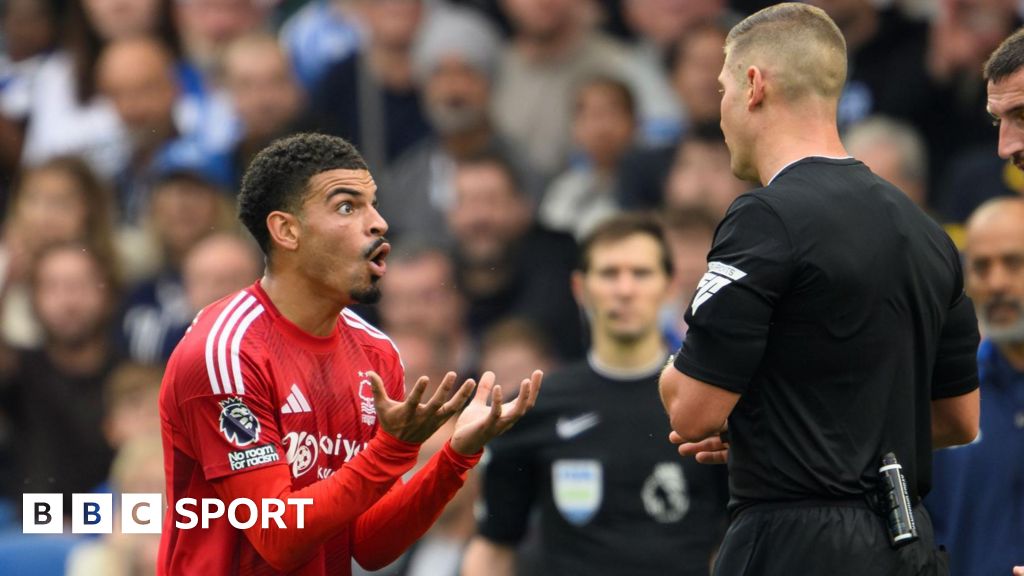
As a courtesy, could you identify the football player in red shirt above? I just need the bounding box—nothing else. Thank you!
[158,133,543,575]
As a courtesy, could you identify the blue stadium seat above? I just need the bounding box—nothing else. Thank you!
[0,532,84,576]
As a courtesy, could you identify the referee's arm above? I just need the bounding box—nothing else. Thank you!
[659,367,739,445]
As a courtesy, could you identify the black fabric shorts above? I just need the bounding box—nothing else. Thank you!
[713,503,948,576]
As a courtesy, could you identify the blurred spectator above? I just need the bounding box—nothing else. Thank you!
[936,144,1023,223]
[222,34,305,189]
[478,317,555,393]
[616,23,730,209]
[309,0,431,171]
[0,156,117,348]
[382,4,535,243]
[65,434,164,576]
[101,362,163,449]
[844,115,930,210]
[0,242,121,513]
[463,214,728,576]
[662,124,750,222]
[379,243,476,376]
[3,0,185,179]
[182,232,263,313]
[279,0,363,89]
[97,37,233,223]
[118,171,234,364]
[661,207,717,349]
[492,0,639,179]
[176,0,274,79]
[927,197,1024,576]
[539,75,636,240]
[0,0,59,174]
[449,153,584,360]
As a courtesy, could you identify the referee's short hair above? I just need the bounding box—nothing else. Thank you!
[577,213,674,277]
[985,27,1024,83]
[239,133,368,255]
[725,2,847,102]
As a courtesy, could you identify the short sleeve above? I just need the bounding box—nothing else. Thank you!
[674,195,794,393]
[475,423,538,544]
[931,290,980,400]
[175,348,287,481]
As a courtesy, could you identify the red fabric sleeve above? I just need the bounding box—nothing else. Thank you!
[351,441,482,570]
[212,430,420,572]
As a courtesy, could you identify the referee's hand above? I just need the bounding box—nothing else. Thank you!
[670,429,729,465]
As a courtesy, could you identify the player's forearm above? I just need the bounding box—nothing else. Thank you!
[214,431,420,571]
[351,441,481,570]
[461,537,517,576]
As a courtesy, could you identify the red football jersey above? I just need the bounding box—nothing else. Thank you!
[158,281,408,574]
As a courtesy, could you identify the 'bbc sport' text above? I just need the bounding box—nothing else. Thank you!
[22,493,314,533]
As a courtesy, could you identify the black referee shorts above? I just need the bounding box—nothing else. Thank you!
[713,503,948,576]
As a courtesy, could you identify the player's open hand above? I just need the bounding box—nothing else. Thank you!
[670,429,729,465]
[450,370,543,456]
[366,371,476,445]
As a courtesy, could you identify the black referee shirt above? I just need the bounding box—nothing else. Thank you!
[478,359,729,576]
[673,157,979,512]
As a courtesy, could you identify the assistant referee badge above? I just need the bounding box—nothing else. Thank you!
[219,396,261,447]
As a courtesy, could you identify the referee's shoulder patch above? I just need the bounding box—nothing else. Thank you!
[691,262,747,314]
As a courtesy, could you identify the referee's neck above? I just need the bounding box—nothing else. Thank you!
[590,332,667,378]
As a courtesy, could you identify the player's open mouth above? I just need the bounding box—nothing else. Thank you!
[368,242,390,277]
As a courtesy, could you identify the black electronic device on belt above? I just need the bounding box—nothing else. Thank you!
[878,452,918,549]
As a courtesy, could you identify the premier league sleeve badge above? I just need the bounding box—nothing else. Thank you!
[219,397,262,447]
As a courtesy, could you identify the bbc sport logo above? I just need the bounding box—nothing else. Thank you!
[22,494,313,533]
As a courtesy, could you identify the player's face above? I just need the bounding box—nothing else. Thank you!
[718,57,757,182]
[579,234,670,343]
[987,68,1024,171]
[965,206,1024,343]
[297,169,389,305]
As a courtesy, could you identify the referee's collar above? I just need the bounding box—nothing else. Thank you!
[587,350,668,381]
[766,155,854,186]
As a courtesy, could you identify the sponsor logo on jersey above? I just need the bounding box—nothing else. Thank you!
[357,371,376,426]
[282,430,368,478]
[219,397,260,447]
[228,443,280,472]
[641,462,689,523]
[552,460,602,526]
[691,261,747,315]
[555,412,600,440]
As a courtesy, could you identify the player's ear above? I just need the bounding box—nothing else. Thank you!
[266,211,301,252]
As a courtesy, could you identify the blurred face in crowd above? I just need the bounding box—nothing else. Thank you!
[13,167,90,252]
[33,249,111,347]
[149,178,224,262]
[848,139,926,207]
[379,251,463,340]
[575,233,670,344]
[965,200,1024,343]
[3,0,56,62]
[358,0,423,49]
[224,37,303,140]
[805,0,873,33]
[573,81,635,170]
[988,68,1024,170]
[674,27,727,126]
[98,39,178,146]
[178,0,268,46]
[390,331,445,390]
[665,138,749,220]
[84,0,162,41]
[623,0,723,46]
[424,56,490,136]
[449,162,532,263]
[183,235,263,312]
[501,0,579,42]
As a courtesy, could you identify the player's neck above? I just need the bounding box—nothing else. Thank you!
[260,274,343,338]
[754,112,848,186]
[590,330,667,377]
[999,342,1024,372]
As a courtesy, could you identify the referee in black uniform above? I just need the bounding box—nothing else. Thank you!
[658,4,981,575]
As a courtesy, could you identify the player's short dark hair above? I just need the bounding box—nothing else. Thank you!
[239,133,368,254]
[577,213,674,276]
[985,27,1024,83]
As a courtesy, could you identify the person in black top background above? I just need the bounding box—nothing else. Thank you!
[658,4,980,576]
[463,214,729,576]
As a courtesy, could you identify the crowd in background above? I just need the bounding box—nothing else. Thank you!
[0,0,1020,574]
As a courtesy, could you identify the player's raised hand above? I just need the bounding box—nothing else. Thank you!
[450,370,543,455]
[670,429,729,464]
[366,370,476,444]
